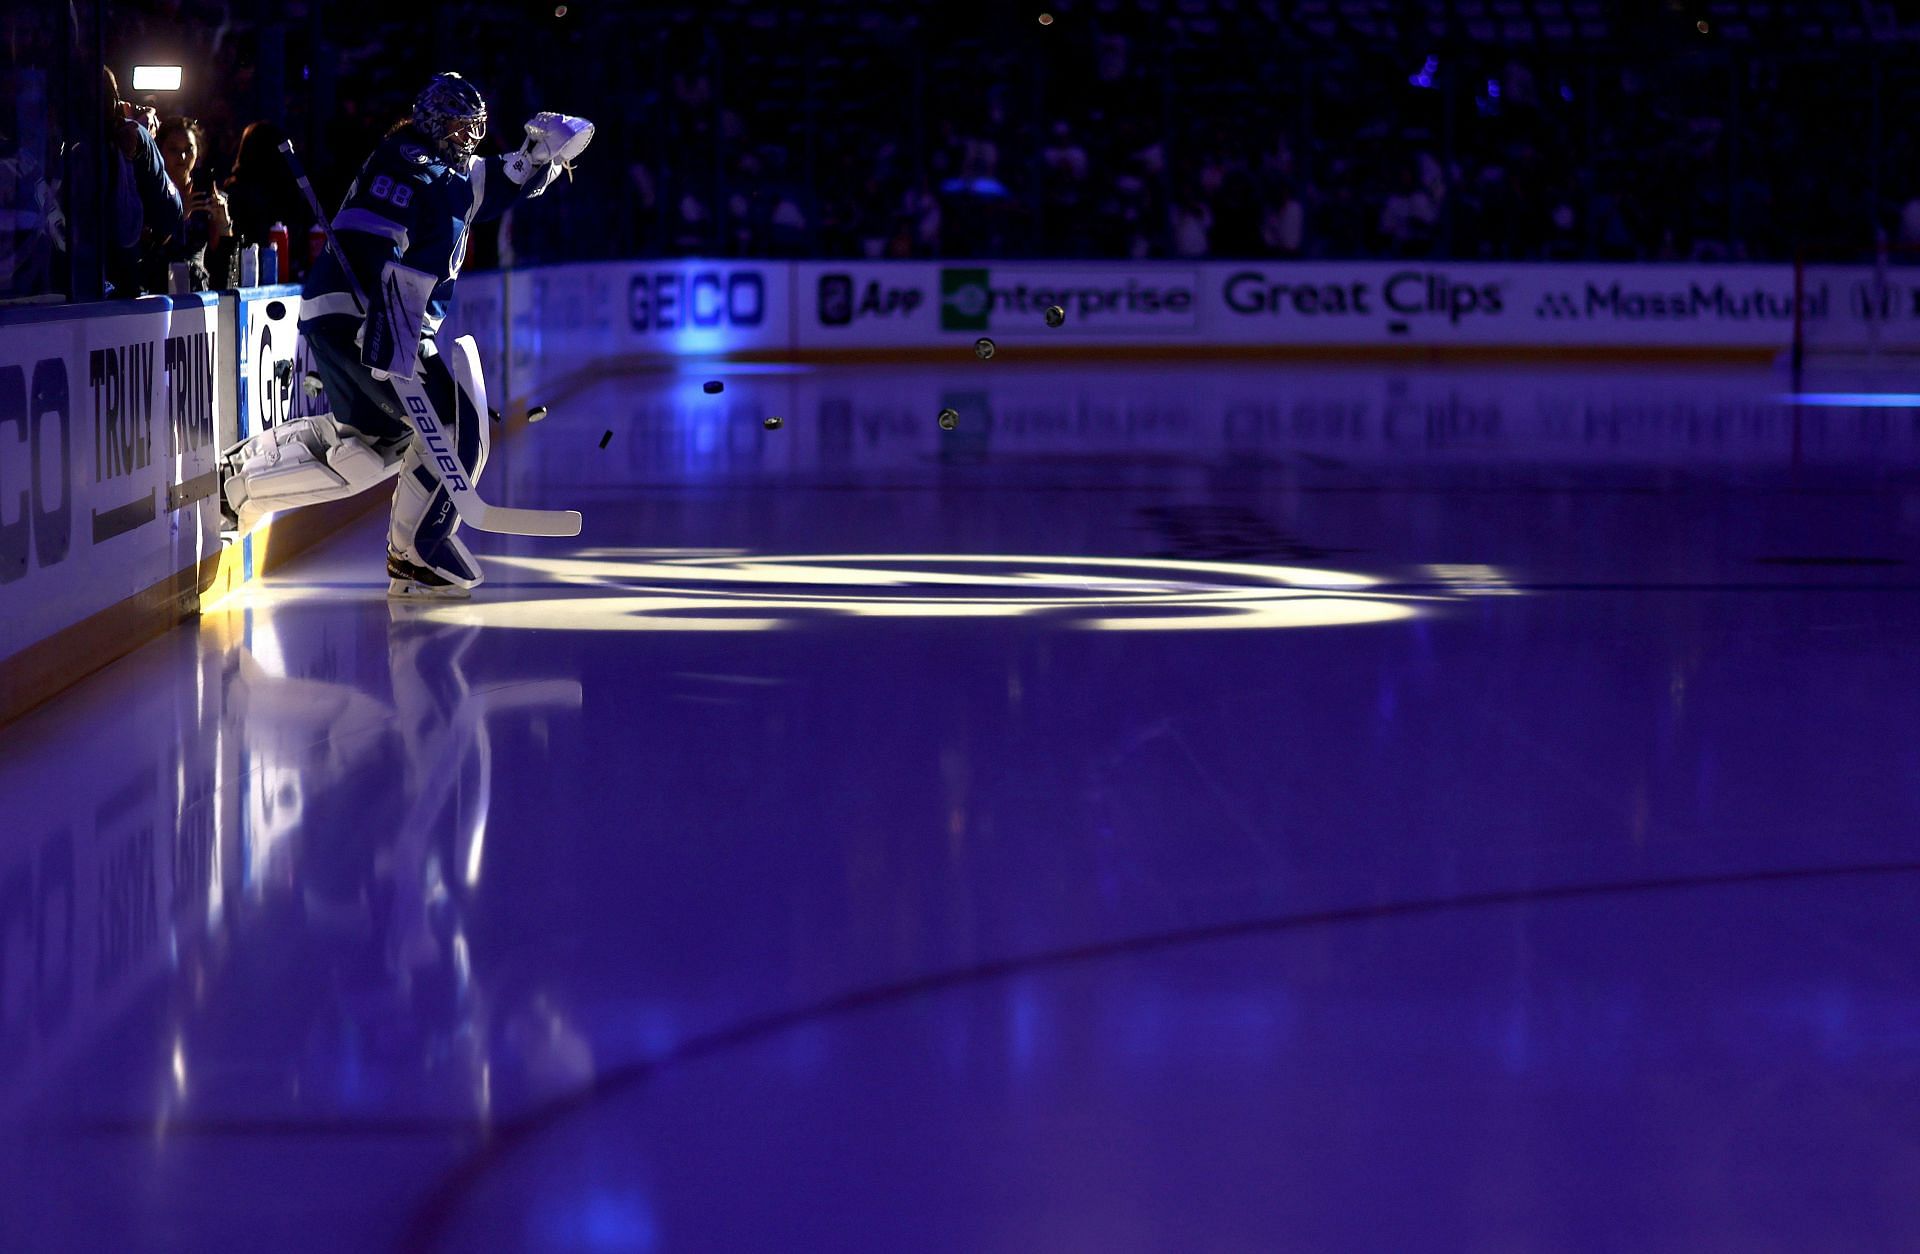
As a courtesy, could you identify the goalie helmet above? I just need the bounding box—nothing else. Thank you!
[412,72,488,162]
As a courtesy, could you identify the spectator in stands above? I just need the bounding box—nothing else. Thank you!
[223,120,303,257]
[1041,122,1091,255]
[156,117,234,290]
[0,108,63,300]
[38,0,1920,280]
[1261,180,1305,258]
[672,189,710,253]
[94,67,182,297]
[1897,195,1920,252]
[1379,167,1438,257]
[1211,168,1263,257]
[1170,185,1212,258]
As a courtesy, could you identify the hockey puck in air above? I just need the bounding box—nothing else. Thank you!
[528,405,550,423]
[1044,304,1066,328]
[938,407,959,431]
[598,430,612,449]
[703,380,724,394]
[764,416,783,430]
[974,337,996,360]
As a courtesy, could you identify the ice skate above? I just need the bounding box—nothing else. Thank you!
[387,549,473,599]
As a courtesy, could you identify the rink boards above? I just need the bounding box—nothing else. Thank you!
[0,256,1902,724]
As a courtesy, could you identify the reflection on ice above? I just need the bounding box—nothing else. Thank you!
[0,608,584,1131]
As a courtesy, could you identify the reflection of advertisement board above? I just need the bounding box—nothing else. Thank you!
[0,295,225,668]
[0,662,233,1126]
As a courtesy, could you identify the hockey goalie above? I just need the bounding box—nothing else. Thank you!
[222,72,593,597]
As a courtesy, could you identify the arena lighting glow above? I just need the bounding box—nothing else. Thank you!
[1780,392,1920,407]
[131,65,183,92]
[397,552,1460,634]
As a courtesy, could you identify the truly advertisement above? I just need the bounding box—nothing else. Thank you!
[0,297,224,668]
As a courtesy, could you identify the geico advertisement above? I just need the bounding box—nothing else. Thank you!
[0,299,223,662]
[508,263,789,393]
[238,289,328,440]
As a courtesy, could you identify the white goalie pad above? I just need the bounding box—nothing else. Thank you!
[223,416,403,533]
[362,261,438,381]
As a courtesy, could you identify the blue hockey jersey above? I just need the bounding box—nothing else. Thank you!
[301,125,545,346]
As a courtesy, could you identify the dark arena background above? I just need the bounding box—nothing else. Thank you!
[5,3,1920,1251]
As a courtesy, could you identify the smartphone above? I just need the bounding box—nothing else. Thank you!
[191,167,215,195]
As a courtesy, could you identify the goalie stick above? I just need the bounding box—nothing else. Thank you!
[277,139,581,538]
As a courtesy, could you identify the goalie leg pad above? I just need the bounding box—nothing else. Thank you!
[222,416,401,534]
[389,349,485,589]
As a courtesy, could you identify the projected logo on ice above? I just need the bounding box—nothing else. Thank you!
[407,552,1493,634]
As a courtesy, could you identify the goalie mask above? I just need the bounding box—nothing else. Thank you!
[412,72,488,162]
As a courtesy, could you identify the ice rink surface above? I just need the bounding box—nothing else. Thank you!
[4,358,1920,1251]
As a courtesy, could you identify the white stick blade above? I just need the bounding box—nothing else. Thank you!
[469,505,582,537]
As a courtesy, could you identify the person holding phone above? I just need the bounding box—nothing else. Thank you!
[81,67,182,296]
[156,116,234,289]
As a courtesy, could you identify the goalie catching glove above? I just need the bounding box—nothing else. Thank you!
[503,112,595,193]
